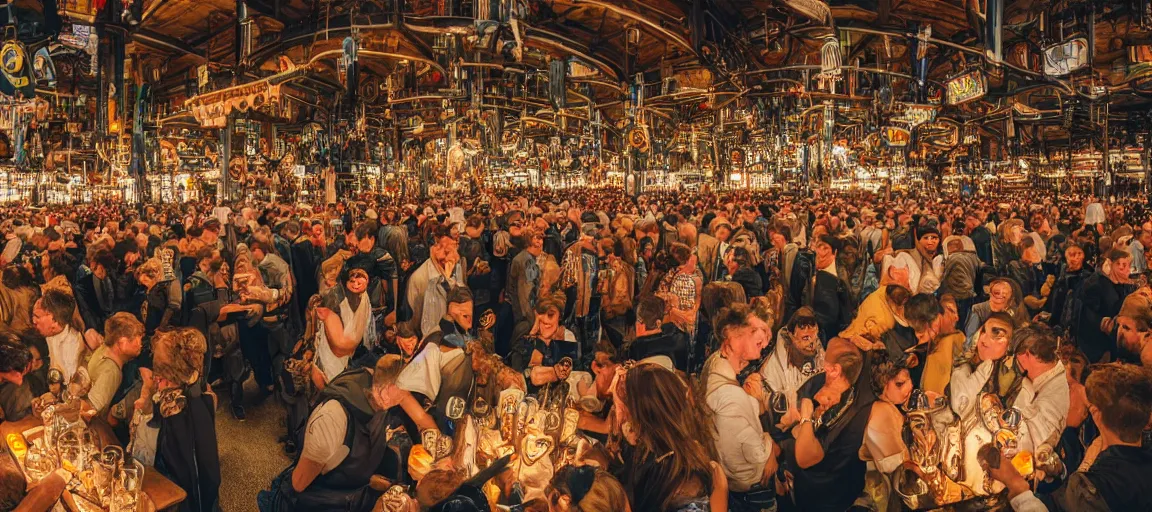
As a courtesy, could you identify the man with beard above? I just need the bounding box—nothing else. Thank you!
[626,294,689,371]
[702,302,778,512]
[1046,243,1092,329]
[761,307,825,425]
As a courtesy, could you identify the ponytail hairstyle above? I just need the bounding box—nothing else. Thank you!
[152,327,208,385]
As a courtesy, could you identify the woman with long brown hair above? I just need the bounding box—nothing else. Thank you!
[618,363,726,512]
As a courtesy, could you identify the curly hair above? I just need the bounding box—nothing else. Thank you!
[869,350,908,396]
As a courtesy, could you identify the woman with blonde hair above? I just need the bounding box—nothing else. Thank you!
[151,327,221,512]
[547,465,630,512]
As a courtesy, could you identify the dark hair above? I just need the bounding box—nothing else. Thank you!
[1107,248,1131,262]
[37,289,76,329]
[728,246,752,268]
[787,306,819,332]
[249,240,273,255]
[905,294,942,331]
[91,248,118,273]
[432,224,455,243]
[869,350,908,396]
[715,303,755,344]
[395,321,418,340]
[282,220,302,238]
[354,221,377,242]
[0,332,30,373]
[1012,325,1059,363]
[46,252,76,281]
[816,234,842,254]
[773,224,792,242]
[636,295,665,331]
[1085,362,1152,443]
[446,285,473,305]
[2,265,36,289]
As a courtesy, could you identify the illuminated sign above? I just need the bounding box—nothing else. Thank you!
[946,70,986,105]
[882,126,911,147]
[895,103,937,127]
[1042,38,1089,76]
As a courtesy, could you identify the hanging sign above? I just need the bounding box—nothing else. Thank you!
[1042,38,1089,76]
[185,59,302,127]
[730,148,746,168]
[945,70,986,105]
[32,48,56,86]
[627,126,649,152]
[779,0,831,24]
[0,40,31,98]
[895,103,937,127]
[881,126,911,147]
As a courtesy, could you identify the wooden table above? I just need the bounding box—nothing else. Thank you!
[2,415,187,511]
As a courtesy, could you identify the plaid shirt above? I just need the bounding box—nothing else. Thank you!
[659,267,702,311]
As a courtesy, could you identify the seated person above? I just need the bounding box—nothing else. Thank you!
[0,447,68,512]
[0,333,32,421]
[987,362,1152,511]
[507,292,578,394]
[269,354,435,511]
[84,313,145,418]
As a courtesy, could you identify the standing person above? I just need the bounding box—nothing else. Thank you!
[781,337,876,512]
[619,364,725,512]
[150,328,220,512]
[74,249,120,335]
[701,303,778,512]
[789,235,854,345]
[1077,249,1135,362]
[458,215,493,320]
[506,227,543,347]
[560,223,605,359]
[965,210,994,266]
[939,235,981,326]
[405,225,463,339]
[287,220,319,321]
[1046,242,1092,329]
[247,240,295,388]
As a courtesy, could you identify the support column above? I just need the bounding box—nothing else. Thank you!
[221,114,233,201]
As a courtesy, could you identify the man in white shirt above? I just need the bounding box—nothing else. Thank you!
[278,355,435,509]
[701,303,778,510]
[1007,326,1070,456]
[761,307,825,416]
[406,225,464,339]
[32,289,84,381]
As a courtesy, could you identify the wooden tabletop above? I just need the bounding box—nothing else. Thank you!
[2,415,187,511]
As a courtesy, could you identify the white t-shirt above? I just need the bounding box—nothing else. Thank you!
[211,206,233,226]
[301,400,351,473]
[396,343,464,402]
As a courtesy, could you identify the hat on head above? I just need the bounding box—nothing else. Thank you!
[915,224,940,241]
[365,208,379,220]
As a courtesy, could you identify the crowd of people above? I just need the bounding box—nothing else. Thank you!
[1,186,1151,512]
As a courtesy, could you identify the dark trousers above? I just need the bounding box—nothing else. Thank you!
[239,322,276,390]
